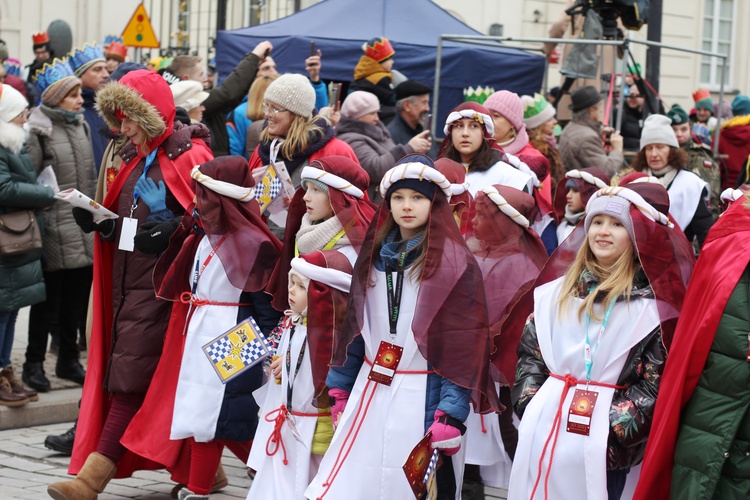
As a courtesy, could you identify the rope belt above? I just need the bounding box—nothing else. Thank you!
[531,373,626,500]
[179,291,251,308]
[265,404,331,466]
[364,356,436,375]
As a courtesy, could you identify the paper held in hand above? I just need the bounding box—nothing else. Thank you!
[54,188,119,223]
[252,161,295,216]
[36,166,60,193]
[202,316,272,384]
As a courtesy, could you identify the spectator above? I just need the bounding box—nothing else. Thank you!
[349,37,397,124]
[48,69,213,498]
[68,43,110,171]
[718,94,750,189]
[667,103,721,219]
[161,55,205,86]
[242,74,279,158]
[387,80,434,156]
[23,59,96,392]
[690,88,717,146]
[0,84,56,407]
[522,93,565,192]
[26,32,54,84]
[1,51,29,101]
[558,85,624,176]
[620,84,647,153]
[170,80,209,124]
[629,114,713,248]
[104,42,127,75]
[205,57,216,90]
[336,91,430,202]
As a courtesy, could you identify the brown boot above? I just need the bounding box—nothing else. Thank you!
[47,452,117,500]
[0,375,28,407]
[1,366,38,402]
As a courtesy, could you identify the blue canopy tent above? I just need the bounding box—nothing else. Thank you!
[215,0,546,134]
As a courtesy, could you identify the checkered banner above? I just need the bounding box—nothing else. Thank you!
[202,316,271,384]
[253,161,294,216]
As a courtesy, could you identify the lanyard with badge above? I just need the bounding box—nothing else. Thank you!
[118,149,158,252]
[368,250,407,386]
[567,296,616,436]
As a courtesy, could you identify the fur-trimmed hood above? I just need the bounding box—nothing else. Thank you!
[0,120,28,154]
[95,69,175,153]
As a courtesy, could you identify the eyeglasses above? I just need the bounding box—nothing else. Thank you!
[262,103,289,116]
[627,94,643,99]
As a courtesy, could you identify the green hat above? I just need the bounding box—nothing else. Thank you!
[521,93,556,130]
[666,104,689,125]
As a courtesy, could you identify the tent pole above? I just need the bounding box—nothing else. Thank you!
[714,55,727,155]
[433,35,444,138]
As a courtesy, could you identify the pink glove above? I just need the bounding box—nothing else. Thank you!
[427,410,464,456]
[328,388,350,428]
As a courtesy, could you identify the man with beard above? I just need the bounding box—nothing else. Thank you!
[387,80,435,158]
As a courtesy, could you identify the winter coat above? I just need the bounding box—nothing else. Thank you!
[0,125,56,313]
[670,266,750,499]
[335,116,413,202]
[386,113,440,159]
[718,114,750,190]
[82,86,108,170]
[350,56,396,124]
[513,268,666,470]
[620,105,646,153]
[683,138,721,220]
[26,104,96,272]
[559,116,625,177]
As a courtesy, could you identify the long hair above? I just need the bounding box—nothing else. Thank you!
[629,146,689,172]
[371,213,430,283]
[246,74,279,121]
[260,113,323,159]
[557,234,640,322]
[441,139,497,172]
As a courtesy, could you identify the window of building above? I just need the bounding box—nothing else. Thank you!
[701,0,734,89]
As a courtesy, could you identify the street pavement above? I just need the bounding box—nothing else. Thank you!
[0,309,508,499]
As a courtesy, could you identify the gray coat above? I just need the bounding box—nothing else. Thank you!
[26,105,96,272]
[558,117,624,177]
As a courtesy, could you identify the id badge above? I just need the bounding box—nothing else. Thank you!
[566,388,598,436]
[368,341,403,386]
[118,217,138,252]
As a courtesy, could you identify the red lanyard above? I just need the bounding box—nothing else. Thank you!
[191,234,229,293]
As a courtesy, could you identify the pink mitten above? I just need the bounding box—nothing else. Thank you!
[328,388,350,428]
[427,410,464,456]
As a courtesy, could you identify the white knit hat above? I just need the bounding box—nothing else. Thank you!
[170,80,209,112]
[640,114,678,150]
[264,73,316,118]
[0,84,28,123]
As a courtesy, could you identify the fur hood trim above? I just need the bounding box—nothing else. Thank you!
[0,120,27,154]
[95,81,166,141]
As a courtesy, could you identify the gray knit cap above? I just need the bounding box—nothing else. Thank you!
[584,194,636,244]
[263,73,316,118]
[302,178,329,194]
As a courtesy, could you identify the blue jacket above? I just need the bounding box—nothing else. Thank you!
[227,99,251,159]
[82,87,108,172]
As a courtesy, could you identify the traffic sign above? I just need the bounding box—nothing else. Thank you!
[121,3,159,48]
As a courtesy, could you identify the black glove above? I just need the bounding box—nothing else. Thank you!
[72,207,115,235]
[133,217,181,254]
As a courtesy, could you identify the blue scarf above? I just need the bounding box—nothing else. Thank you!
[374,227,423,271]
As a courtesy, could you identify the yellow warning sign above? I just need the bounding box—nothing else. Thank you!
[121,3,159,48]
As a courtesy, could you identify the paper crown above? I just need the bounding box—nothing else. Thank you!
[463,86,494,105]
[33,58,76,96]
[103,35,124,47]
[32,32,50,46]
[363,37,395,63]
[69,43,106,77]
[523,93,550,119]
[4,58,22,77]
[106,42,128,62]
[692,88,712,103]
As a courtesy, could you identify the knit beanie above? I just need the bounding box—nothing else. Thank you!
[170,80,209,111]
[341,91,380,120]
[640,114,678,150]
[666,104,689,125]
[363,37,395,63]
[0,84,29,123]
[41,77,81,107]
[484,90,524,132]
[263,73,316,118]
[692,88,714,112]
[521,93,556,130]
[584,194,636,244]
[731,94,750,117]
[302,178,330,194]
[288,266,311,292]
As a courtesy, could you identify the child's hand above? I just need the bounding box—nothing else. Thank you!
[270,356,282,383]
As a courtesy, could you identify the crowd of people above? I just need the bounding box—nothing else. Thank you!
[0,29,749,500]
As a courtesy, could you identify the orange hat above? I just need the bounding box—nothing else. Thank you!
[106,42,128,62]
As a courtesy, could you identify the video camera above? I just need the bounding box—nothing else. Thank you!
[566,0,651,39]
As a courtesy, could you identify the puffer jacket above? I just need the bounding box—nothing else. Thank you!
[26,105,96,272]
[513,268,666,470]
[335,117,412,202]
[671,266,750,499]
[0,124,56,313]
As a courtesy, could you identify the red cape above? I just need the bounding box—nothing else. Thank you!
[70,142,211,478]
[633,199,750,499]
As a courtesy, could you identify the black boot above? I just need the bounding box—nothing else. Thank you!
[22,361,51,392]
[56,360,86,385]
[45,423,76,455]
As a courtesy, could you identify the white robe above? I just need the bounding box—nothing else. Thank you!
[666,169,709,231]
[305,270,466,500]
[508,277,659,500]
[248,323,320,499]
[170,236,244,442]
[467,160,535,195]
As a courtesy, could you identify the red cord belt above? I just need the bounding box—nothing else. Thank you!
[265,404,331,465]
[179,291,251,308]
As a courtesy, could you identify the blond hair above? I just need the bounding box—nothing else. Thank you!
[260,114,324,160]
[557,236,639,322]
[246,74,279,121]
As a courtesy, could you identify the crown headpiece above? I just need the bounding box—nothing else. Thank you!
[33,58,76,96]
[69,43,105,77]
[32,32,50,46]
[106,42,128,61]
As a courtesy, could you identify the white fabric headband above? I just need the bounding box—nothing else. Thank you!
[587,186,673,228]
[504,153,540,187]
[721,187,744,203]
[566,169,608,189]
[629,176,662,185]
[290,257,352,293]
[191,165,255,201]
[443,109,495,137]
[301,166,365,199]
[379,162,453,199]
[450,181,470,197]
[481,186,530,227]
